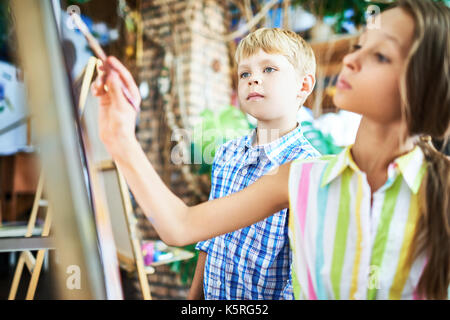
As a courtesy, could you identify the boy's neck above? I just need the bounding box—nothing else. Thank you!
[254,118,298,146]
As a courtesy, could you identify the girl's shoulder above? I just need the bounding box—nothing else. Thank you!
[291,154,336,166]
[289,154,336,190]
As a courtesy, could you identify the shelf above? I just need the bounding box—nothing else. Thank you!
[142,240,195,275]
[0,224,43,238]
[117,240,195,276]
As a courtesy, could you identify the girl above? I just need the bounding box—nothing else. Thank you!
[93,0,449,299]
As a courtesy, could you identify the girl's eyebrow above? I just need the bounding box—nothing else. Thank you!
[378,31,405,56]
[381,31,401,48]
[359,28,402,52]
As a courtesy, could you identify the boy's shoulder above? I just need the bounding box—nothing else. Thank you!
[213,127,322,163]
[287,138,321,158]
[276,130,321,163]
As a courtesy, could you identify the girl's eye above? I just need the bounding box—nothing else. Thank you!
[240,72,250,79]
[375,53,390,63]
[352,44,362,52]
[264,67,276,73]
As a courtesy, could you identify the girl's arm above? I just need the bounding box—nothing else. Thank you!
[114,137,290,246]
[93,57,290,246]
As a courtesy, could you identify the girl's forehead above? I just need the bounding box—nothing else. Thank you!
[362,8,415,55]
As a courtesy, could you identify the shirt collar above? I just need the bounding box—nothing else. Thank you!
[243,123,306,163]
[393,145,427,194]
[321,145,426,194]
[321,145,359,188]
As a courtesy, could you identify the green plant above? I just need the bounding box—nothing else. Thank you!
[292,0,449,34]
[191,105,253,176]
[293,0,392,33]
[169,244,199,286]
[292,0,449,28]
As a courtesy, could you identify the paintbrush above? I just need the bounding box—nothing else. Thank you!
[70,13,140,112]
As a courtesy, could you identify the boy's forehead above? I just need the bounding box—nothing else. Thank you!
[237,49,289,68]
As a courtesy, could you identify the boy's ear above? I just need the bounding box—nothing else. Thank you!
[298,74,315,100]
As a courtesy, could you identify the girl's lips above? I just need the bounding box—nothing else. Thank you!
[336,76,352,90]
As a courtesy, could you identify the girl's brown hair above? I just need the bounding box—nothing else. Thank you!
[397,0,450,300]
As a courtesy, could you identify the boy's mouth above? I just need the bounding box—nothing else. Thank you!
[247,92,265,100]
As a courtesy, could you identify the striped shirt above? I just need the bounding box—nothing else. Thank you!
[288,145,429,300]
[197,124,320,300]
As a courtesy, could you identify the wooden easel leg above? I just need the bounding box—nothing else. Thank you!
[8,253,26,300]
[132,235,152,300]
[9,172,49,300]
[116,169,152,300]
[26,207,52,300]
[25,250,46,300]
[26,171,45,237]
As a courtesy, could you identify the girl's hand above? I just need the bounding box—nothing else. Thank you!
[92,56,141,158]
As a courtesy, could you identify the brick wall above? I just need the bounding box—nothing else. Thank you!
[133,0,232,300]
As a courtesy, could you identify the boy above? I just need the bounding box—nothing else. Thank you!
[187,28,320,300]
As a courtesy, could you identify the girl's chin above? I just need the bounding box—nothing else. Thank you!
[332,94,352,112]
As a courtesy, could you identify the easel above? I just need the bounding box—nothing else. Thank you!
[7,56,153,300]
[79,57,152,300]
[96,159,152,300]
[79,57,194,300]
[6,56,134,300]
[12,0,124,299]
[8,171,52,300]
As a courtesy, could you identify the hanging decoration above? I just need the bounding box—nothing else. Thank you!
[118,0,144,67]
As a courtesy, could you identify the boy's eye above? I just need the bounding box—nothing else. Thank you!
[240,72,250,79]
[264,67,276,73]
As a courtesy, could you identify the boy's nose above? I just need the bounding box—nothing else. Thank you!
[248,78,260,85]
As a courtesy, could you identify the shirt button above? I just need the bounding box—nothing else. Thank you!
[242,168,248,175]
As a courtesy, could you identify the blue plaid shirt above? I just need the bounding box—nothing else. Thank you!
[196,124,320,300]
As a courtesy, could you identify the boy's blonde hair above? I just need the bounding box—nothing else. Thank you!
[235,28,316,77]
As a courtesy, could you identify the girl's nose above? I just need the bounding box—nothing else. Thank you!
[342,50,361,72]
